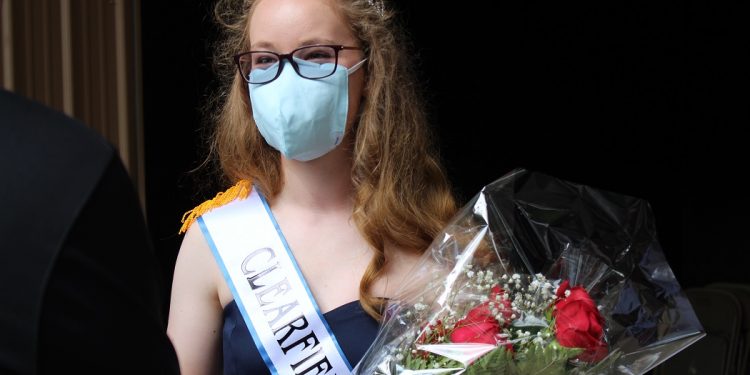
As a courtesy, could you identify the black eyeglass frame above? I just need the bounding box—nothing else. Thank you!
[233,44,362,84]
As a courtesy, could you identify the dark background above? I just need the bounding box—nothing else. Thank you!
[141,1,746,308]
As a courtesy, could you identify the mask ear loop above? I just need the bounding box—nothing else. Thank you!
[347,58,368,75]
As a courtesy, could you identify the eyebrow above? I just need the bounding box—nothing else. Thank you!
[250,38,340,51]
[250,41,276,51]
[299,38,339,46]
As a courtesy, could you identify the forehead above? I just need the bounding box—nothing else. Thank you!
[249,0,355,50]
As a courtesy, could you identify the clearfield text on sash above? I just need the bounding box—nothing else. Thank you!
[242,247,338,374]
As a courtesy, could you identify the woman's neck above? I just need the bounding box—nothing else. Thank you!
[276,144,354,212]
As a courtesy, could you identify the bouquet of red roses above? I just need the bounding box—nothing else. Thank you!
[354,169,704,374]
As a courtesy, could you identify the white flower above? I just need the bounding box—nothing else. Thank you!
[396,353,404,361]
[467,270,475,278]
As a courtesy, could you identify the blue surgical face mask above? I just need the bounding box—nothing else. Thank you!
[248,58,366,161]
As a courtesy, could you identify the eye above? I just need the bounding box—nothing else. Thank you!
[296,46,336,64]
[251,52,278,68]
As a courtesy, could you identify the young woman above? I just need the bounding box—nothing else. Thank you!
[167,0,456,373]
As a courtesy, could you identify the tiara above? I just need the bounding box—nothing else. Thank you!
[366,0,385,17]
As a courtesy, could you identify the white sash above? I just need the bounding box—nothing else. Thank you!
[198,189,352,375]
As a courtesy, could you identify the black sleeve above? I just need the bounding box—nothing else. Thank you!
[37,155,180,374]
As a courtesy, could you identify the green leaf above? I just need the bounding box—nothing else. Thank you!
[514,344,582,375]
[465,348,515,375]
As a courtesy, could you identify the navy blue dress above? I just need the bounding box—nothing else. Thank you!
[222,299,380,374]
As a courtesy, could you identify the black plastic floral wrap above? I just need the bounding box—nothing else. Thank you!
[354,169,704,374]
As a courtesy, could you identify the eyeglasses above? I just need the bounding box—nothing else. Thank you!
[234,44,362,84]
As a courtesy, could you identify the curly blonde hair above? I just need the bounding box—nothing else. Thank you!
[207,0,457,320]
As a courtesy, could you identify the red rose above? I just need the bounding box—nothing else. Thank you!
[450,319,499,345]
[450,286,514,348]
[553,282,608,362]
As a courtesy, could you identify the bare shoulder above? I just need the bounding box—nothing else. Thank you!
[170,223,222,311]
[176,224,218,281]
[167,223,224,374]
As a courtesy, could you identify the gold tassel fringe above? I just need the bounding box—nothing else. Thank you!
[179,179,252,234]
